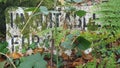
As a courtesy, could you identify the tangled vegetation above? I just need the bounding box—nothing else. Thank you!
[0,0,120,68]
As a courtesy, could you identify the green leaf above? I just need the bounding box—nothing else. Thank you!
[21,48,27,53]
[61,40,73,49]
[0,41,8,53]
[24,7,39,12]
[44,39,49,48]
[84,58,96,68]
[29,42,37,49]
[39,6,49,15]
[34,60,47,68]
[73,36,91,50]
[75,10,86,17]
[18,53,47,68]
[66,34,74,40]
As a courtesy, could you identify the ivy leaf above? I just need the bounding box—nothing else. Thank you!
[75,10,86,17]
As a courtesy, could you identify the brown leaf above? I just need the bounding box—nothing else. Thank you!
[10,52,23,59]
[0,57,6,62]
[81,51,93,61]
[61,38,65,43]
[61,52,69,61]
[33,48,45,54]
[72,58,84,67]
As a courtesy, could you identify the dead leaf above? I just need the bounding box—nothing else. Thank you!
[61,52,69,60]
[81,50,93,61]
[61,38,65,43]
[10,52,23,59]
[33,48,45,54]
[72,58,84,67]
[0,56,6,62]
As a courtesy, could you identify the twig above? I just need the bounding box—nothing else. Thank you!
[0,52,16,68]
[21,0,43,33]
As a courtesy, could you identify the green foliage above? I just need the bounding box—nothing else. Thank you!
[84,58,97,68]
[105,54,116,68]
[25,7,39,12]
[61,32,91,50]
[0,61,6,68]
[0,0,7,3]
[75,10,86,17]
[61,40,73,49]
[18,53,47,68]
[76,65,82,68]
[87,18,98,31]
[54,28,71,46]
[61,30,91,50]
[76,59,97,68]
[73,36,91,50]
[41,0,54,9]
[39,6,49,15]
[116,48,120,55]
[29,42,37,49]
[0,41,8,53]
[98,53,116,68]
[94,0,120,34]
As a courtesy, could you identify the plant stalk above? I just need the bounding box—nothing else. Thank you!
[21,0,43,33]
